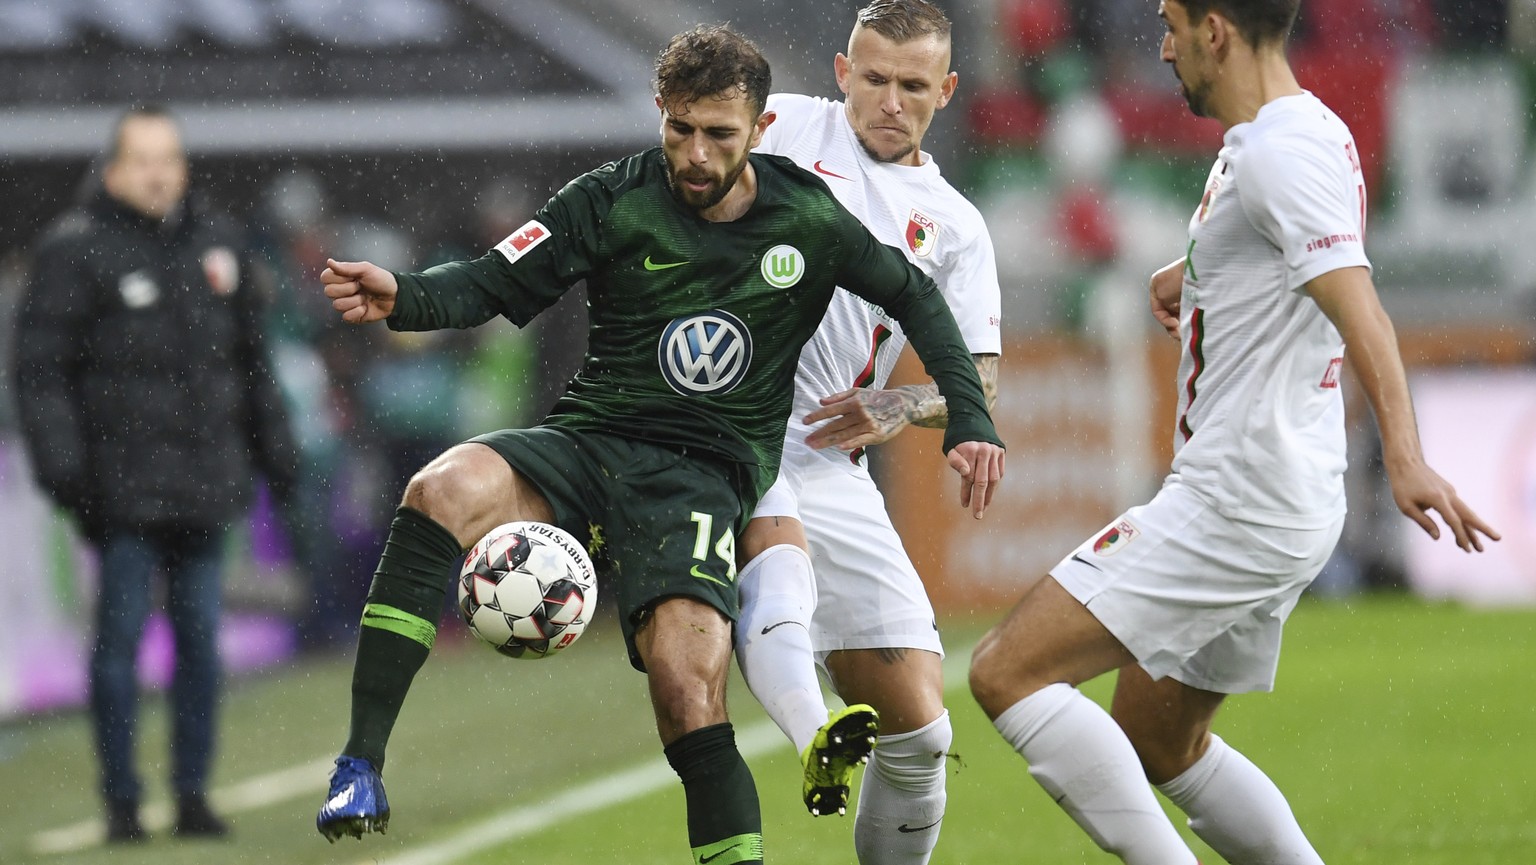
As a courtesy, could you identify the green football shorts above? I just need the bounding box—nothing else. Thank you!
[469,426,750,671]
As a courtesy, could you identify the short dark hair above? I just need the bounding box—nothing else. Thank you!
[107,104,179,161]
[654,25,772,119]
[855,0,951,43]
[1177,0,1299,47]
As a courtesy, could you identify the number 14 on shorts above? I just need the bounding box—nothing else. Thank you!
[690,512,738,584]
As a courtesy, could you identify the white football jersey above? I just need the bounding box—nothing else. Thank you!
[1173,92,1371,528]
[756,93,1002,466]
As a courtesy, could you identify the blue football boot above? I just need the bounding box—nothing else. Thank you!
[316,756,390,842]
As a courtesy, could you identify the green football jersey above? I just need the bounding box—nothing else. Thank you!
[388,148,999,497]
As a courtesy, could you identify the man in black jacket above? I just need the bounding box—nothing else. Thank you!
[12,105,297,842]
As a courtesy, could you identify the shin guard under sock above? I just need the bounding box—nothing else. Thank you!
[343,506,463,769]
[1157,734,1323,865]
[853,711,952,865]
[735,544,826,753]
[993,683,1197,865]
[664,723,764,864]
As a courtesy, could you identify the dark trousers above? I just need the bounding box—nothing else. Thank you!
[90,526,225,805]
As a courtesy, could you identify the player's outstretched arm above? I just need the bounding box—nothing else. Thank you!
[1307,266,1500,552]
[804,354,998,451]
[322,258,398,324]
[1149,257,1184,339]
[947,440,1005,520]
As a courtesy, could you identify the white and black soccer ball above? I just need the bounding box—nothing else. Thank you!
[457,521,597,659]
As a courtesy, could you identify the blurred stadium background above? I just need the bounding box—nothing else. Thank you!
[0,0,1532,862]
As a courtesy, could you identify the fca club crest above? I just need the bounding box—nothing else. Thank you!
[905,209,938,257]
[1092,520,1139,556]
[658,309,754,395]
[1196,160,1229,224]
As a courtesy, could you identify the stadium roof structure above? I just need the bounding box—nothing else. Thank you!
[0,0,663,156]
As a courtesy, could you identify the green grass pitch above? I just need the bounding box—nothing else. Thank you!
[1,594,1531,864]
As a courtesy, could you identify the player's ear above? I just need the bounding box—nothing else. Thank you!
[834,53,852,94]
[1206,11,1232,58]
[749,111,777,148]
[936,71,959,110]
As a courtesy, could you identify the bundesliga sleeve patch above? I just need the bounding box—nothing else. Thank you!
[494,220,551,265]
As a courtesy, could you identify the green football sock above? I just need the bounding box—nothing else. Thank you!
[664,723,764,864]
[342,506,463,770]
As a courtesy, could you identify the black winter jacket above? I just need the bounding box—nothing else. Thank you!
[13,188,298,537]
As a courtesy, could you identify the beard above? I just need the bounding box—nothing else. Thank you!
[669,156,749,212]
[1182,81,1213,118]
[1174,66,1213,119]
[852,128,915,165]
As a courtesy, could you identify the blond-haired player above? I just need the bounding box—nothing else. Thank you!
[735,3,1001,863]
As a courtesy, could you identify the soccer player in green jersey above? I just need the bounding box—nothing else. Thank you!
[313,25,1005,864]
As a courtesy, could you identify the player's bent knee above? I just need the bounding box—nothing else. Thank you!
[967,629,1015,716]
[970,625,1069,718]
[401,446,512,531]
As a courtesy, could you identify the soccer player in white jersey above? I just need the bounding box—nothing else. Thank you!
[968,1,1500,863]
[733,2,1001,863]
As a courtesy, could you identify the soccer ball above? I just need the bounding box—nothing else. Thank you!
[457,521,597,659]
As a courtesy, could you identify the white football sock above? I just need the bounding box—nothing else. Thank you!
[734,544,826,753]
[1156,734,1323,864]
[993,683,1197,865]
[853,710,950,865]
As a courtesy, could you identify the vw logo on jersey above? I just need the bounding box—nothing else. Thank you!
[760,244,804,288]
[658,309,754,395]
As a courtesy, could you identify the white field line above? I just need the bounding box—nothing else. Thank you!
[366,645,980,865]
[25,647,979,859]
[369,720,787,865]
[29,755,336,856]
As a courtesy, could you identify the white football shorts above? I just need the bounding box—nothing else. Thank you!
[753,441,943,660]
[1050,476,1344,694]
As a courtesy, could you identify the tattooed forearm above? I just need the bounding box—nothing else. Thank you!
[908,354,1000,429]
[860,383,943,434]
[975,354,1000,411]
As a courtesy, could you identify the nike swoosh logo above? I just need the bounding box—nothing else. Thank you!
[643,255,687,271]
[363,610,412,622]
[1070,553,1103,572]
[700,843,741,863]
[896,817,942,833]
[760,620,802,635]
[690,564,728,587]
[813,160,851,180]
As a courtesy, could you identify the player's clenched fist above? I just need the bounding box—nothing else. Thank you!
[1149,257,1184,340]
[322,258,398,324]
